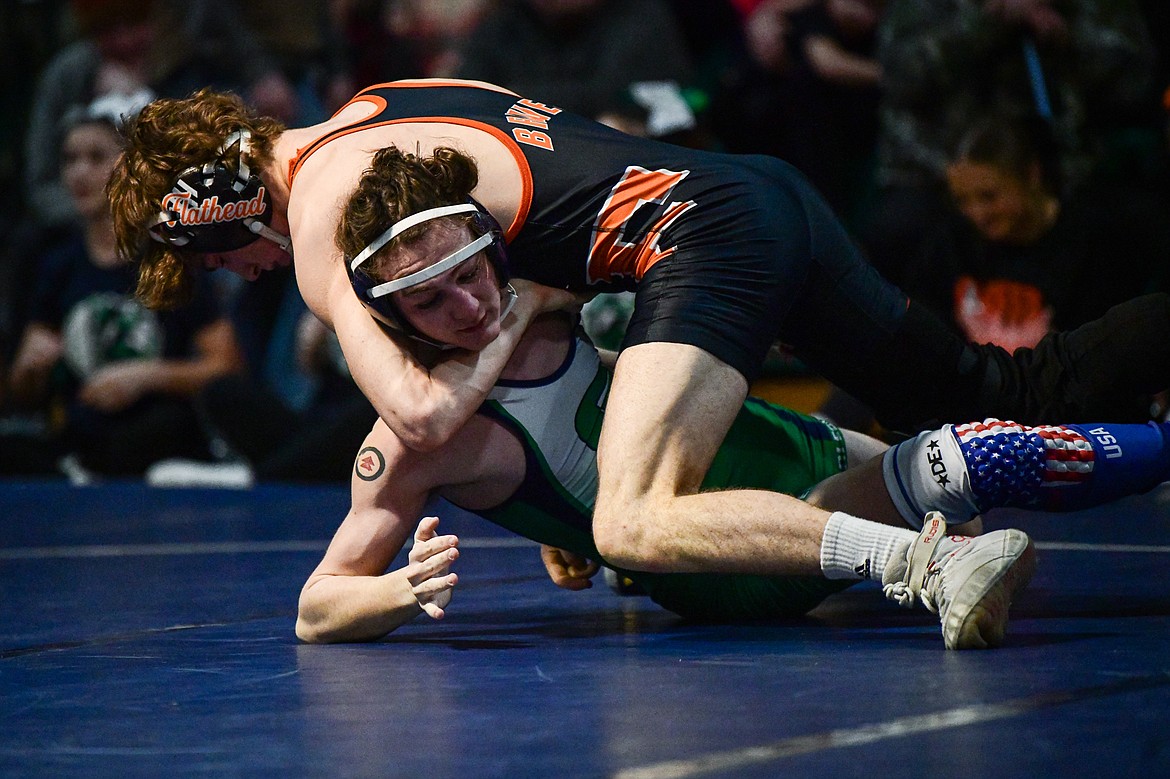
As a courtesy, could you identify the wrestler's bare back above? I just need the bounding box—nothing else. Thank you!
[271,80,527,329]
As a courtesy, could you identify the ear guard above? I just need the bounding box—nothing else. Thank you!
[346,200,514,347]
[148,130,292,255]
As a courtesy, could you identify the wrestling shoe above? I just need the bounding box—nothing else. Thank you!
[882,512,1035,649]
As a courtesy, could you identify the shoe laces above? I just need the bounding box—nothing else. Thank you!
[882,579,913,607]
[883,513,952,612]
[883,567,942,613]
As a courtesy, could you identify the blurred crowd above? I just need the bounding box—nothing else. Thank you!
[1,0,1169,484]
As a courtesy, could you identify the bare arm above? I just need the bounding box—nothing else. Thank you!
[8,323,62,408]
[329,276,580,452]
[296,513,460,643]
[296,421,461,643]
[804,36,881,87]
[77,318,243,412]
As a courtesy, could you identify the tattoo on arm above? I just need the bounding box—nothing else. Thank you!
[355,446,386,481]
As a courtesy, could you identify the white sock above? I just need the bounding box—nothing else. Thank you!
[819,511,917,581]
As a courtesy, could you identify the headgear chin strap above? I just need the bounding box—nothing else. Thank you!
[346,200,513,349]
[148,129,292,256]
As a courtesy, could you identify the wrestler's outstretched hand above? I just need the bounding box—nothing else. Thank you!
[541,545,600,591]
[407,516,459,619]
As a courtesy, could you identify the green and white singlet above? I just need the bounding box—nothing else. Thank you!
[470,337,856,622]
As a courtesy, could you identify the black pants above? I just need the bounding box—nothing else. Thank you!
[756,161,1170,431]
[201,374,376,483]
[805,293,1170,434]
[67,397,213,476]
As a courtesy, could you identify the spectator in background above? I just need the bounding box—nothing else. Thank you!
[454,0,699,141]
[342,0,493,84]
[1,93,243,478]
[0,1,75,374]
[905,113,1170,378]
[708,0,884,222]
[708,0,821,161]
[860,0,1157,283]
[146,311,377,486]
[24,0,304,233]
[823,111,1170,431]
[24,0,164,232]
[236,0,356,123]
[660,0,744,103]
[797,0,884,221]
[16,0,315,442]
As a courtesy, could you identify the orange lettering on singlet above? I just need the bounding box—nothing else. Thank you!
[513,128,554,150]
[506,105,550,129]
[517,98,562,115]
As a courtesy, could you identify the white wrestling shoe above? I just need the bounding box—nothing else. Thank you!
[882,512,1036,650]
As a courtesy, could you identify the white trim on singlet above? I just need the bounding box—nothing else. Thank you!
[488,339,606,508]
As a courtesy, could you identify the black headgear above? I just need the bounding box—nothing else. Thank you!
[346,200,513,347]
[148,130,291,254]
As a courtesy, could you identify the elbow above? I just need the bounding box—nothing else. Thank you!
[295,615,358,644]
[394,416,459,453]
[295,616,394,645]
[295,585,397,644]
[295,596,334,643]
[295,615,328,644]
[368,388,457,452]
[294,610,366,644]
[295,586,342,644]
[404,431,452,454]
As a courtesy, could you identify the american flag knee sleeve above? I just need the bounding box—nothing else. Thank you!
[953,419,1095,511]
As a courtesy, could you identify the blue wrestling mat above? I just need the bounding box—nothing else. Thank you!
[2,479,1169,777]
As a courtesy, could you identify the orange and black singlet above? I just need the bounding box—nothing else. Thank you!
[297,80,919,394]
[291,79,732,292]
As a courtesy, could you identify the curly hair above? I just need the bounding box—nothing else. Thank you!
[106,88,285,309]
[335,146,480,281]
